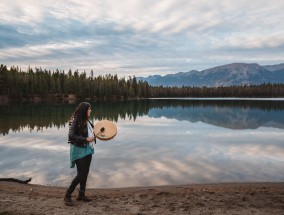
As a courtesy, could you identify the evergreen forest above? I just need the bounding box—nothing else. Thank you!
[0,64,151,101]
[1,64,284,101]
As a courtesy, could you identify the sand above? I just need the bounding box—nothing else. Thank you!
[0,181,284,215]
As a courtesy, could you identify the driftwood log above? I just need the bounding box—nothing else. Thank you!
[0,177,32,184]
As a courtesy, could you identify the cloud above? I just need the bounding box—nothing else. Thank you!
[209,31,284,50]
[1,0,284,76]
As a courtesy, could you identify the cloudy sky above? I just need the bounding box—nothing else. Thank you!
[1,0,284,77]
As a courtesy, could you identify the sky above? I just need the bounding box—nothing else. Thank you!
[1,0,284,78]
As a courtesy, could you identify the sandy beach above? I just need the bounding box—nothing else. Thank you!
[0,181,283,215]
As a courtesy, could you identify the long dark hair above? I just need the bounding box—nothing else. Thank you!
[71,102,91,126]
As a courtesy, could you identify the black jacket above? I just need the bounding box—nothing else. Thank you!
[68,118,94,148]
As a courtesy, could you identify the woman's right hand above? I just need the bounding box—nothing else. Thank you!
[87,136,95,142]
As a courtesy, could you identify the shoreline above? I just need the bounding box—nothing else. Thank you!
[1,181,283,215]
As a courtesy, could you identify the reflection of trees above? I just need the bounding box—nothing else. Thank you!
[0,100,152,135]
[1,99,284,135]
[0,103,76,135]
[94,100,151,122]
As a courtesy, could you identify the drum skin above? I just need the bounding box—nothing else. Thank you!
[94,120,117,141]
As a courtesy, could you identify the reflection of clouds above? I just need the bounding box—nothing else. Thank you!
[0,127,69,151]
[85,117,284,188]
[0,125,71,186]
[205,128,284,161]
[226,145,284,161]
[208,129,284,140]
[1,116,284,188]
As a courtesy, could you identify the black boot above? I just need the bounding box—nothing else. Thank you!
[64,191,74,206]
[77,190,92,202]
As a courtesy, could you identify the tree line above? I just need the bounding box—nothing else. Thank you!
[0,64,151,101]
[151,83,284,98]
[1,64,284,100]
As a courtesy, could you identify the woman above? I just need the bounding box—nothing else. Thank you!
[64,102,95,206]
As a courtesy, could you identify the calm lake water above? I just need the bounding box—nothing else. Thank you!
[0,99,284,188]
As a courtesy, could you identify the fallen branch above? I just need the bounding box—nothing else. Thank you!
[0,177,32,184]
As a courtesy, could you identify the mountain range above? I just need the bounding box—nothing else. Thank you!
[138,63,284,87]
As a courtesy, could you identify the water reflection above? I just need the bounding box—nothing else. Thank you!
[1,99,284,135]
[0,99,284,188]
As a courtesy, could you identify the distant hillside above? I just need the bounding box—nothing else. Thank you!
[138,63,284,87]
[264,63,284,72]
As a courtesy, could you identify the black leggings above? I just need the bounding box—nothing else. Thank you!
[67,154,92,194]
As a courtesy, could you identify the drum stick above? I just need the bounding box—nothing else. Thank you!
[95,127,105,136]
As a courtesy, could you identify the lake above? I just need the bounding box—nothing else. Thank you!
[0,98,284,188]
